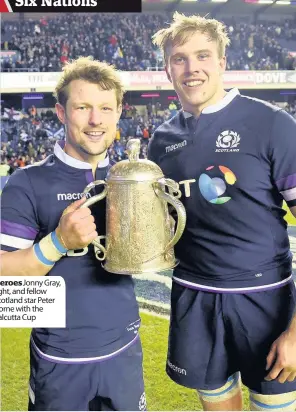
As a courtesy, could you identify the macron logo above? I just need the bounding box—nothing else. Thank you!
[165,140,187,153]
[57,192,92,201]
[167,360,187,375]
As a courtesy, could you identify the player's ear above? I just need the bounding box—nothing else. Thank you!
[55,103,66,125]
[219,56,226,74]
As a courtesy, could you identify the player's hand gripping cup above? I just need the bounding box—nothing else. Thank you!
[80,138,187,275]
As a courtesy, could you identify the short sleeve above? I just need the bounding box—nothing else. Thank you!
[270,110,296,208]
[1,168,39,251]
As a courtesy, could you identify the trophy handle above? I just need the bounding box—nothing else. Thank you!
[94,236,107,261]
[154,178,186,256]
[80,180,108,260]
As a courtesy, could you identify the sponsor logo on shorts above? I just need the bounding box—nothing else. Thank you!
[139,392,147,411]
[167,360,187,375]
[57,192,91,201]
[165,140,187,153]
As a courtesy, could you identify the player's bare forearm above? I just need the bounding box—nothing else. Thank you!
[288,311,296,334]
[286,206,296,328]
[0,249,53,277]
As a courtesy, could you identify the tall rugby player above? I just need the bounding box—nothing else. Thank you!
[149,12,296,411]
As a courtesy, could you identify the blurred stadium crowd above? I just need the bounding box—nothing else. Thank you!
[1,13,296,72]
[1,12,296,177]
[0,101,178,175]
[1,99,295,177]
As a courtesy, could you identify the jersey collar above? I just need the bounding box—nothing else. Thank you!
[183,88,240,118]
[54,140,109,169]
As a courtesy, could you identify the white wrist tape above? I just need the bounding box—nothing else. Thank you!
[33,231,68,266]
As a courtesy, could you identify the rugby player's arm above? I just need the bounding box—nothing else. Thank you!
[289,207,296,323]
[0,249,55,277]
[289,205,296,325]
[1,167,52,277]
[0,198,92,277]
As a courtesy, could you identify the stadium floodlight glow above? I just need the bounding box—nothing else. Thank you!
[276,0,291,4]
[258,0,273,3]
[212,0,228,3]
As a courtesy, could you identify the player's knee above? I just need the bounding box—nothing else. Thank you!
[249,390,296,411]
[197,373,241,403]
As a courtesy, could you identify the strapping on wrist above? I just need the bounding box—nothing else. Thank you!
[33,230,68,266]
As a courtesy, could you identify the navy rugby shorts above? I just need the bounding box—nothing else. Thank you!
[28,337,146,411]
[167,277,296,394]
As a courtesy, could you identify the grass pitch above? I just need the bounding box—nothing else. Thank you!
[283,203,296,226]
[1,312,250,411]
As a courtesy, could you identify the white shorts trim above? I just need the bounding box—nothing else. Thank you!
[28,382,35,405]
[173,275,292,293]
[31,334,139,363]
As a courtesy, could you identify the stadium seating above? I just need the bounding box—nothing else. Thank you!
[1,100,295,176]
[1,14,295,72]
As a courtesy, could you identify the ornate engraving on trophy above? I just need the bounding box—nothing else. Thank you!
[81,139,187,275]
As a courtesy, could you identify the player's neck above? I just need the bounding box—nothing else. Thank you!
[64,143,107,175]
[185,88,227,118]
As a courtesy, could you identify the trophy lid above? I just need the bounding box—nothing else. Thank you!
[107,138,164,182]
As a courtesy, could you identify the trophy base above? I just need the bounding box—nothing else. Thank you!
[102,259,179,275]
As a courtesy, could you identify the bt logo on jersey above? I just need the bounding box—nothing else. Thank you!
[165,165,237,203]
[199,166,237,204]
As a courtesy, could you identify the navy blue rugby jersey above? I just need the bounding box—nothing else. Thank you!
[148,89,296,291]
[1,141,140,362]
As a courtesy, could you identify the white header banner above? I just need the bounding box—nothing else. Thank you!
[1,70,296,93]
